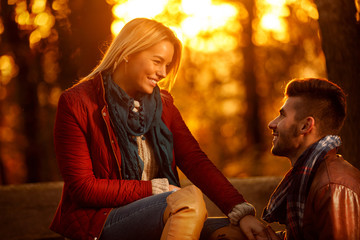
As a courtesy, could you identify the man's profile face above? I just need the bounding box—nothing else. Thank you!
[268,97,303,159]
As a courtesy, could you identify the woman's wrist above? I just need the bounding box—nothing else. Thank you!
[228,202,256,225]
[151,178,170,195]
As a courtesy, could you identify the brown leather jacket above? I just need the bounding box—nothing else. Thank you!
[302,149,360,240]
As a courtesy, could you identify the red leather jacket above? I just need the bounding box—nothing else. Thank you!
[302,149,360,239]
[50,74,245,240]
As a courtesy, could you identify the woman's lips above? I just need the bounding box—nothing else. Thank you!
[148,78,158,87]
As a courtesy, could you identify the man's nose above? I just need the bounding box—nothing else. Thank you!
[268,118,278,130]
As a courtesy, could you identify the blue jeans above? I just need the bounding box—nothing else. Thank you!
[100,191,229,240]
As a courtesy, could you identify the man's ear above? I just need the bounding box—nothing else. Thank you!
[300,116,315,134]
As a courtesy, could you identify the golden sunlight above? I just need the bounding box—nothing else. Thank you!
[265,0,286,6]
[111,0,169,30]
[0,18,4,35]
[34,12,51,27]
[260,13,284,32]
[0,55,18,85]
[259,1,289,32]
[257,0,318,36]
[11,0,55,48]
[180,0,238,35]
[31,0,47,14]
[109,0,238,52]
[253,0,291,44]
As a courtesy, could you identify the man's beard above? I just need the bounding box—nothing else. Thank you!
[271,123,300,158]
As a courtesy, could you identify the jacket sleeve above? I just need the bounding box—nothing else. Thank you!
[312,183,360,240]
[162,92,246,215]
[54,92,152,208]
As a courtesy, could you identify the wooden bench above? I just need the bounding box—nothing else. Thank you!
[0,177,283,240]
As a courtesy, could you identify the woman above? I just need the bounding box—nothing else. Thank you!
[50,18,268,240]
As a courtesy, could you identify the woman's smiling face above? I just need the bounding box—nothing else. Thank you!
[121,40,174,97]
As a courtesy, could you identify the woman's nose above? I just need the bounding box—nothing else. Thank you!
[157,65,167,79]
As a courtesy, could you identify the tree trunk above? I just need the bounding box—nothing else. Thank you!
[1,3,42,183]
[68,0,113,79]
[314,0,360,169]
[241,0,266,175]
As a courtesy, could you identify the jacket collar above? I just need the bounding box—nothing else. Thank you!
[90,72,108,107]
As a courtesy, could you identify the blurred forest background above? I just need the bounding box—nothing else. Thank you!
[0,0,359,185]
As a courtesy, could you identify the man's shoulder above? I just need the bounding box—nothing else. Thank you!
[312,153,360,194]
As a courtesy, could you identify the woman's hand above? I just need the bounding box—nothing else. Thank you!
[169,184,181,191]
[239,215,269,240]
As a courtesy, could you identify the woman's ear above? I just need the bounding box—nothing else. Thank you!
[300,116,315,134]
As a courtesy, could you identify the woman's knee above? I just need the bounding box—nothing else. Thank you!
[165,185,207,221]
[161,185,208,239]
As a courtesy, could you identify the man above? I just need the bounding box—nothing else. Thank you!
[262,78,360,240]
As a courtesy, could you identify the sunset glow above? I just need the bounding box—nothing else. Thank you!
[108,0,317,50]
[0,18,4,35]
[0,0,329,184]
[111,0,169,32]
[0,55,18,86]
[110,0,239,52]
[258,0,289,32]
[10,0,55,48]
[31,0,47,13]
[180,0,237,36]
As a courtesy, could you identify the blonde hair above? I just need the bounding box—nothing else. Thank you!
[83,18,182,92]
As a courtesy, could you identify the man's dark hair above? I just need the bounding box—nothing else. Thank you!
[285,78,346,136]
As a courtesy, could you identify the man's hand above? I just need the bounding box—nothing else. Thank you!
[239,215,268,240]
[265,226,282,240]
